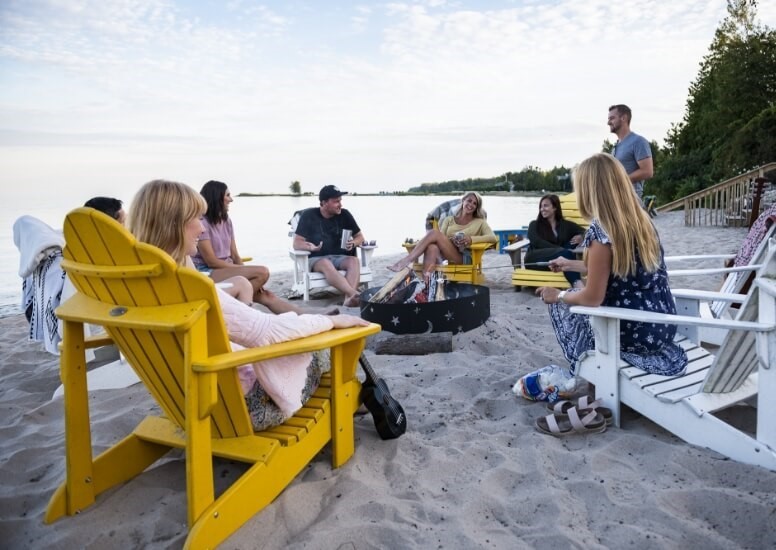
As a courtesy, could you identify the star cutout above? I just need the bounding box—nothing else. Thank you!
[445,310,454,320]
[391,316,400,326]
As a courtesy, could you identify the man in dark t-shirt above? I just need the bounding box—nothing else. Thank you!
[293,185,366,306]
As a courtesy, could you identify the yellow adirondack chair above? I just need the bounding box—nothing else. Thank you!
[45,208,380,549]
[507,192,589,290]
[401,214,496,284]
[402,240,494,284]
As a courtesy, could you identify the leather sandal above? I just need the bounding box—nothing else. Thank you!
[546,396,613,426]
[535,406,607,436]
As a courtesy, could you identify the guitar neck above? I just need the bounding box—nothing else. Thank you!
[358,354,378,383]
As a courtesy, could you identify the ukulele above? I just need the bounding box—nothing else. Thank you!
[358,354,407,440]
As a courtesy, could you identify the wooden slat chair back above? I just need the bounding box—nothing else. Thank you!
[46,208,380,549]
[558,192,588,228]
[669,226,776,345]
[509,192,590,291]
[62,206,249,437]
[572,241,776,470]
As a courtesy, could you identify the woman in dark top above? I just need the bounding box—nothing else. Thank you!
[524,194,585,287]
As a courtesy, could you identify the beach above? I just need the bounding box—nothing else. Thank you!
[2,211,775,549]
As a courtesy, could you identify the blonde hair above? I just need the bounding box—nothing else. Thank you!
[459,191,487,219]
[574,153,660,277]
[127,179,206,265]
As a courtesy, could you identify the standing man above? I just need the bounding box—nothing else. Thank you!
[608,104,653,200]
[293,185,366,307]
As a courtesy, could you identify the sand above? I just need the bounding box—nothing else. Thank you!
[2,211,775,549]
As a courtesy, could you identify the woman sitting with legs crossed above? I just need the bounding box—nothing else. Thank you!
[388,191,497,277]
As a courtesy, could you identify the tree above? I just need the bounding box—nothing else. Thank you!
[652,0,776,204]
[289,181,301,195]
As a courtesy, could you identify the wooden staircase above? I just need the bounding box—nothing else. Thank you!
[657,162,776,227]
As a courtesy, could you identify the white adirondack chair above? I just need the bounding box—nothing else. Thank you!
[570,240,776,471]
[667,224,776,344]
[287,208,375,301]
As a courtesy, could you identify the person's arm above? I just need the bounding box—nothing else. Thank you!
[548,257,587,274]
[629,156,654,183]
[526,221,557,249]
[540,240,611,306]
[561,220,585,246]
[293,233,322,252]
[349,231,365,249]
[197,239,235,269]
[229,238,244,266]
[469,219,497,245]
[292,211,323,252]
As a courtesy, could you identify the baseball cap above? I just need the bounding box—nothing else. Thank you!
[319,185,348,201]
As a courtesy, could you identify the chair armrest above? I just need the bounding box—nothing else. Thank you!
[289,248,312,257]
[57,292,210,332]
[469,242,494,251]
[569,305,773,332]
[503,239,530,252]
[664,254,735,262]
[671,288,747,304]
[194,324,382,373]
[668,264,761,277]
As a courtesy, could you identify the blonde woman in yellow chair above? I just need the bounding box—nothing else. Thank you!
[388,191,497,278]
[128,179,370,430]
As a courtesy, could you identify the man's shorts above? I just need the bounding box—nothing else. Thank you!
[309,254,354,271]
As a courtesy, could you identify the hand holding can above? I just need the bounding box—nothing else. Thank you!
[340,229,353,249]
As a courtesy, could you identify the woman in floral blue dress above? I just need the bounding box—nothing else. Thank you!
[536,153,687,379]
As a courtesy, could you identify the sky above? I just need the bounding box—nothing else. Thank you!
[1,0,775,199]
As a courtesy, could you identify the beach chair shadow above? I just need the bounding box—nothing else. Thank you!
[571,238,776,471]
[45,208,380,548]
[506,192,589,291]
[287,208,376,300]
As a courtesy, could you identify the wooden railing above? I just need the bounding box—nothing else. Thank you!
[657,162,776,226]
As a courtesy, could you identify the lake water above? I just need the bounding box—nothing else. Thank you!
[2,194,540,317]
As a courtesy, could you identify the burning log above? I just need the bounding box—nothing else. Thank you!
[369,268,446,305]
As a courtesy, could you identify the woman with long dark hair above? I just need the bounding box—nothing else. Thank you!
[524,194,585,287]
[192,180,302,313]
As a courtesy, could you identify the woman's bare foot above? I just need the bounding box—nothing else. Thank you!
[343,294,361,307]
[387,261,409,272]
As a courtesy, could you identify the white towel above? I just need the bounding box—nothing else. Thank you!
[13,215,67,354]
[13,215,65,278]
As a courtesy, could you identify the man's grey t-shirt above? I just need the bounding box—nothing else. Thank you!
[613,132,651,198]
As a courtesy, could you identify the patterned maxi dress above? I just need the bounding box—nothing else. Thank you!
[549,220,687,377]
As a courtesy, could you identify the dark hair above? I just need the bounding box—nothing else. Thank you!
[200,180,229,224]
[84,196,123,220]
[608,104,632,123]
[536,194,564,241]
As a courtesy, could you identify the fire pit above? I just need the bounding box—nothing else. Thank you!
[360,282,490,335]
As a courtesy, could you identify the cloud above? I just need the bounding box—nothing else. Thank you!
[0,0,772,193]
